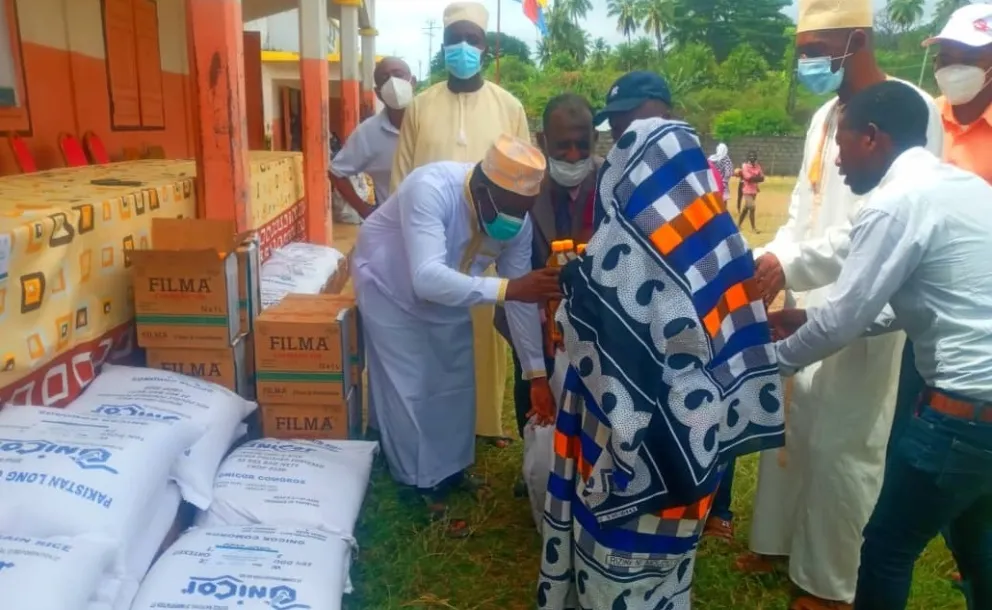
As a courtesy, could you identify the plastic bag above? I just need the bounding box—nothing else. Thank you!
[522,417,555,531]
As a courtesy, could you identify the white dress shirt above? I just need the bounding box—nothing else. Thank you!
[777,147,992,401]
[330,111,400,204]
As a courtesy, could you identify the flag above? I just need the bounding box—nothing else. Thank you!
[512,0,548,36]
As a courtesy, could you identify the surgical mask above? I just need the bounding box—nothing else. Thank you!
[797,37,853,96]
[548,157,593,188]
[935,64,992,105]
[797,57,846,95]
[444,42,483,80]
[479,189,524,241]
[380,77,414,110]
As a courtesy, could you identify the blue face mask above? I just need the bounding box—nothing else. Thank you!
[797,57,845,95]
[478,189,524,241]
[444,42,483,80]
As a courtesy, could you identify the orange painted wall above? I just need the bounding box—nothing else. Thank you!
[0,0,192,175]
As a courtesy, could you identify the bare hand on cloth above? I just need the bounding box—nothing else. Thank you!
[767,308,808,341]
[506,267,561,303]
[754,253,785,307]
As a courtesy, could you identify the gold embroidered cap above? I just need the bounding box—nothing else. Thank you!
[443,2,489,30]
[797,0,872,34]
[481,134,547,197]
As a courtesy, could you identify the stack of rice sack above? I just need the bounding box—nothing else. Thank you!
[0,363,256,610]
[128,438,378,610]
[260,243,346,308]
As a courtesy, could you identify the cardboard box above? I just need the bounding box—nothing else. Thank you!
[237,237,262,335]
[146,335,252,397]
[131,219,243,349]
[254,295,357,406]
[282,293,363,383]
[259,387,360,440]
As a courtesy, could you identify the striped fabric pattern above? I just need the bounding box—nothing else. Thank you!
[537,118,785,609]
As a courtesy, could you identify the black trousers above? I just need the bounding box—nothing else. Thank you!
[510,348,555,438]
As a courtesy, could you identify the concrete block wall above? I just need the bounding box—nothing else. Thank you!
[582,134,806,177]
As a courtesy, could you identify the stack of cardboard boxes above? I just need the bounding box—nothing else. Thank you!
[131,218,261,399]
[130,218,363,441]
[253,293,363,440]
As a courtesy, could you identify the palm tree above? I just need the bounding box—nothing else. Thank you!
[541,3,591,65]
[885,0,925,30]
[589,37,611,68]
[638,0,672,53]
[555,0,593,24]
[607,0,642,43]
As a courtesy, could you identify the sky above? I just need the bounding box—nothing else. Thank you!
[372,0,925,80]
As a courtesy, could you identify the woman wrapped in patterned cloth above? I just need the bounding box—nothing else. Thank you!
[537,117,786,609]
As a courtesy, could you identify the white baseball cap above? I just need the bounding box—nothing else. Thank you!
[924,4,992,48]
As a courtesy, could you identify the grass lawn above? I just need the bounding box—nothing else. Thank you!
[345,178,966,610]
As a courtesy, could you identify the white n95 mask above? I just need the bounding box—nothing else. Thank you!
[935,64,991,105]
[380,77,414,110]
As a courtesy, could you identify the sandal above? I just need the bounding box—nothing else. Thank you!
[734,552,785,574]
[703,516,734,542]
[480,436,514,449]
[424,500,471,539]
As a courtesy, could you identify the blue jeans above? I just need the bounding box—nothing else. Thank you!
[889,343,973,607]
[856,404,992,609]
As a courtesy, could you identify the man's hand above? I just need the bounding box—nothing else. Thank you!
[754,253,785,306]
[506,268,562,303]
[767,308,807,341]
[527,377,556,426]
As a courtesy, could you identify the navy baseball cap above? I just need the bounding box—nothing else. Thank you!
[593,71,673,126]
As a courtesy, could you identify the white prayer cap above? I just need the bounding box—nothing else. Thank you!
[796,0,873,34]
[924,4,992,48]
[443,2,489,30]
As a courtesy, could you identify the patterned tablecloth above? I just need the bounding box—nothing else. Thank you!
[0,152,305,406]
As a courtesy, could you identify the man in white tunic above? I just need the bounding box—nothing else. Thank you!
[741,1,945,608]
[353,135,559,536]
[392,2,532,445]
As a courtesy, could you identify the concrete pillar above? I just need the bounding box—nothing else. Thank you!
[335,0,361,139]
[185,0,251,231]
[360,28,377,117]
[299,0,330,244]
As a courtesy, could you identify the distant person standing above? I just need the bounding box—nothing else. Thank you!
[390,1,532,449]
[330,57,415,223]
[709,142,734,206]
[738,150,764,232]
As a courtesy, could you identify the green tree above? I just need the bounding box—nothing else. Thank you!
[540,4,591,64]
[613,38,656,71]
[639,0,673,53]
[886,0,925,30]
[556,0,593,23]
[589,38,612,68]
[718,44,770,89]
[667,0,791,64]
[429,31,533,77]
[608,0,643,43]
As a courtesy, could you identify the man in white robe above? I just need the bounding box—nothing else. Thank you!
[741,1,945,607]
[352,134,558,535]
[391,2,532,444]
